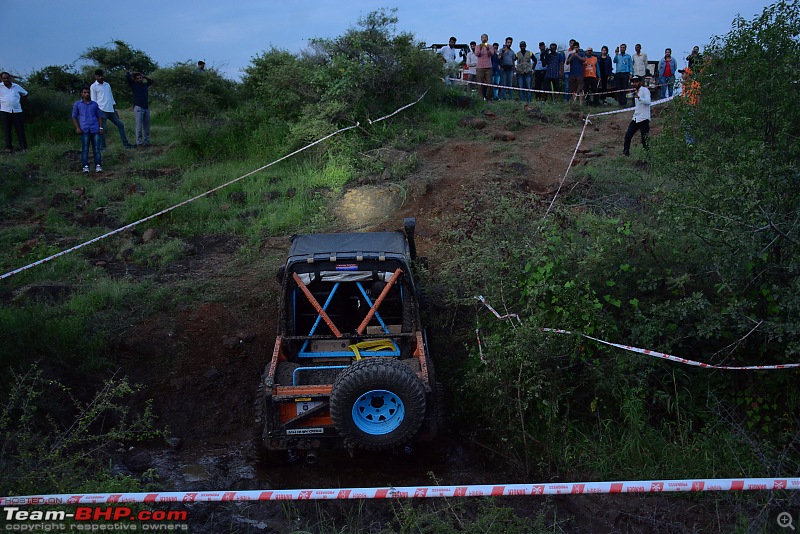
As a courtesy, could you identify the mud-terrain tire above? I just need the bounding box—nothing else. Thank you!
[330,358,426,450]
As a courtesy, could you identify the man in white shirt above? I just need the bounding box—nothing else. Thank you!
[623,76,651,156]
[437,37,461,86]
[632,44,648,78]
[91,69,133,149]
[465,41,478,92]
[0,71,28,152]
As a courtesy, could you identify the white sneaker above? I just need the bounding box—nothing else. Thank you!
[83,165,89,173]
[95,164,102,173]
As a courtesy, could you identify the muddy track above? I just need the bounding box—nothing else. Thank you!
[105,105,703,532]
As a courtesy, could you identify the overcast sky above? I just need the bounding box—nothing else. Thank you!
[4,1,770,81]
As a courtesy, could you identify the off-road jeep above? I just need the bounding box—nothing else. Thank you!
[254,219,441,463]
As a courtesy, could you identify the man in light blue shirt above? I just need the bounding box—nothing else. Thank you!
[613,43,632,106]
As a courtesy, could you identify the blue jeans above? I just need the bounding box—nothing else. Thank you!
[80,132,102,167]
[134,106,150,145]
[659,76,675,99]
[500,69,514,100]
[492,71,501,99]
[100,111,130,148]
[517,72,532,102]
[564,73,571,101]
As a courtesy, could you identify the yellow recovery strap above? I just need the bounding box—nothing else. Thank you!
[348,339,397,361]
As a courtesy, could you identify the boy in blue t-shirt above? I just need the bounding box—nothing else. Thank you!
[71,86,104,173]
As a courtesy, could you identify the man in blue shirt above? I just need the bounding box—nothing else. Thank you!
[613,43,633,106]
[543,43,564,104]
[125,71,155,146]
[72,87,104,173]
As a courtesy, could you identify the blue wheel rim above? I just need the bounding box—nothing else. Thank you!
[352,389,405,435]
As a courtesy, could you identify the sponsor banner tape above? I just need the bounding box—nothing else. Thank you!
[476,296,800,370]
[3,478,797,505]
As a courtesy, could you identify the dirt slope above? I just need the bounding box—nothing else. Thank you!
[110,102,689,532]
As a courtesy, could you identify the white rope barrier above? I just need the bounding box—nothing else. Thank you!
[1,95,429,281]
[476,295,800,370]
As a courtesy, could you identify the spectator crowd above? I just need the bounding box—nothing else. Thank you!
[437,37,701,105]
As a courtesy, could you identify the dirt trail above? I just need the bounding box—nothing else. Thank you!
[111,102,675,531]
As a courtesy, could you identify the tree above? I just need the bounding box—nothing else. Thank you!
[154,61,239,118]
[26,65,83,94]
[80,40,159,105]
[652,0,800,363]
[81,40,158,75]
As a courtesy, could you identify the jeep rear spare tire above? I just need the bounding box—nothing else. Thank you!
[330,358,426,450]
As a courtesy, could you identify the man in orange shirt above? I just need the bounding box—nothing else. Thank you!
[583,48,599,105]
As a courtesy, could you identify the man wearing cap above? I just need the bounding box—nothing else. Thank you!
[125,70,155,146]
[623,76,651,156]
[516,41,536,103]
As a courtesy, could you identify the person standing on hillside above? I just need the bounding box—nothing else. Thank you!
[583,47,599,105]
[657,48,678,98]
[563,39,576,101]
[623,76,651,156]
[497,37,516,100]
[193,60,206,75]
[534,42,548,101]
[475,34,495,102]
[515,41,536,102]
[72,86,104,173]
[613,43,632,106]
[567,41,586,105]
[632,44,648,78]
[597,46,613,104]
[543,43,564,103]
[91,69,133,150]
[686,46,703,70]
[491,43,502,99]
[125,71,154,147]
[437,37,461,86]
[465,41,478,91]
[0,72,28,153]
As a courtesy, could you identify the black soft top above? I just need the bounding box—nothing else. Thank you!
[287,232,410,266]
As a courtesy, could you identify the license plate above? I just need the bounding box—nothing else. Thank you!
[296,401,322,415]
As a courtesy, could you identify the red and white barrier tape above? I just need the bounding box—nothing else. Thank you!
[2,478,797,505]
[543,328,800,370]
[1,93,428,282]
[476,296,800,370]
[447,76,673,98]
